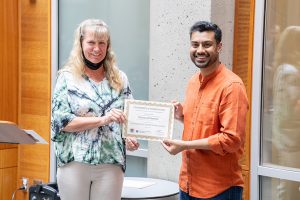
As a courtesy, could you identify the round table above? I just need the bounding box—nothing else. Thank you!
[121,177,179,199]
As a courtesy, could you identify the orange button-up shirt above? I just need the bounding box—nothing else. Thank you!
[180,63,249,198]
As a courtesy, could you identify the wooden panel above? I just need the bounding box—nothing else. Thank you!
[19,144,49,179]
[0,144,18,150]
[1,167,18,200]
[0,169,2,199]
[0,0,19,123]
[19,115,50,143]
[17,1,51,200]
[0,148,18,168]
[233,0,255,172]
[0,1,19,199]
[242,170,250,200]
[233,1,254,200]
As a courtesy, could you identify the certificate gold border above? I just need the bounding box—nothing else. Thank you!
[122,99,174,141]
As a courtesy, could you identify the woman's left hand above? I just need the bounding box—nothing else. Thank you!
[126,137,139,151]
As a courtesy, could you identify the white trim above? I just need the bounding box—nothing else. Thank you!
[250,0,265,199]
[50,0,58,182]
[258,165,300,182]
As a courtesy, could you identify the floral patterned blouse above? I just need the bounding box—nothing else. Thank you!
[51,70,132,171]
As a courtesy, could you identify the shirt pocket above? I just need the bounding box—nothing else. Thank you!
[198,101,217,125]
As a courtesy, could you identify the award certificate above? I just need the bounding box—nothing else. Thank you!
[123,99,174,141]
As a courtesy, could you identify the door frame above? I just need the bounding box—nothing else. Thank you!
[50,0,58,182]
[251,0,300,199]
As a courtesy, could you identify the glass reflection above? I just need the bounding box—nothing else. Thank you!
[262,0,300,199]
[261,177,300,200]
[271,26,300,199]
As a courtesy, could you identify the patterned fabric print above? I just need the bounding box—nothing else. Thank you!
[51,70,132,171]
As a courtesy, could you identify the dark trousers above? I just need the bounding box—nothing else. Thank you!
[179,186,243,200]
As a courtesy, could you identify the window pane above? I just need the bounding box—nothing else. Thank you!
[261,176,300,200]
[58,0,150,100]
[262,0,300,169]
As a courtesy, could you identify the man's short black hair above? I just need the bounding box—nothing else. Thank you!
[190,21,222,44]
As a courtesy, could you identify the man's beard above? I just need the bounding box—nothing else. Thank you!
[194,59,210,68]
[193,53,218,69]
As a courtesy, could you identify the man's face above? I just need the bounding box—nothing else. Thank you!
[189,31,222,69]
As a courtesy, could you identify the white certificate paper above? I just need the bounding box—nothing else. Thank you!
[123,99,174,141]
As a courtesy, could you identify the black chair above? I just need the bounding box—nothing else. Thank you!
[29,183,60,200]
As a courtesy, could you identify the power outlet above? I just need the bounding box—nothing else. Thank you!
[21,177,29,191]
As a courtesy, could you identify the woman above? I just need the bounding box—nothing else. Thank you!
[272,26,300,200]
[51,19,139,200]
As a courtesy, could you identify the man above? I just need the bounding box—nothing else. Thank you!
[162,21,249,200]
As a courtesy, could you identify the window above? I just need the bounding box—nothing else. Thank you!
[252,0,300,199]
[58,0,149,100]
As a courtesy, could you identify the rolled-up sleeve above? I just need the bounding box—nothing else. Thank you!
[51,73,76,142]
[208,82,249,155]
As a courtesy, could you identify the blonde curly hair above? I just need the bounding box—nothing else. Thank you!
[61,19,123,92]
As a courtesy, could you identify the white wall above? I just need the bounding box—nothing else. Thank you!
[147,0,235,184]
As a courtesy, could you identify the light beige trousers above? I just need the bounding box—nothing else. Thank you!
[57,161,124,200]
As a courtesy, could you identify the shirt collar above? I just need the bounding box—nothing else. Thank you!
[199,63,224,87]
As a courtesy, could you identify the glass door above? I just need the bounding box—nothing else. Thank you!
[252,0,300,199]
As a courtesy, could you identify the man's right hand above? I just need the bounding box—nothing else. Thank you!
[161,139,187,155]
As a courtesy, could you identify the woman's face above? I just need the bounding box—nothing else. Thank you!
[81,28,108,64]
